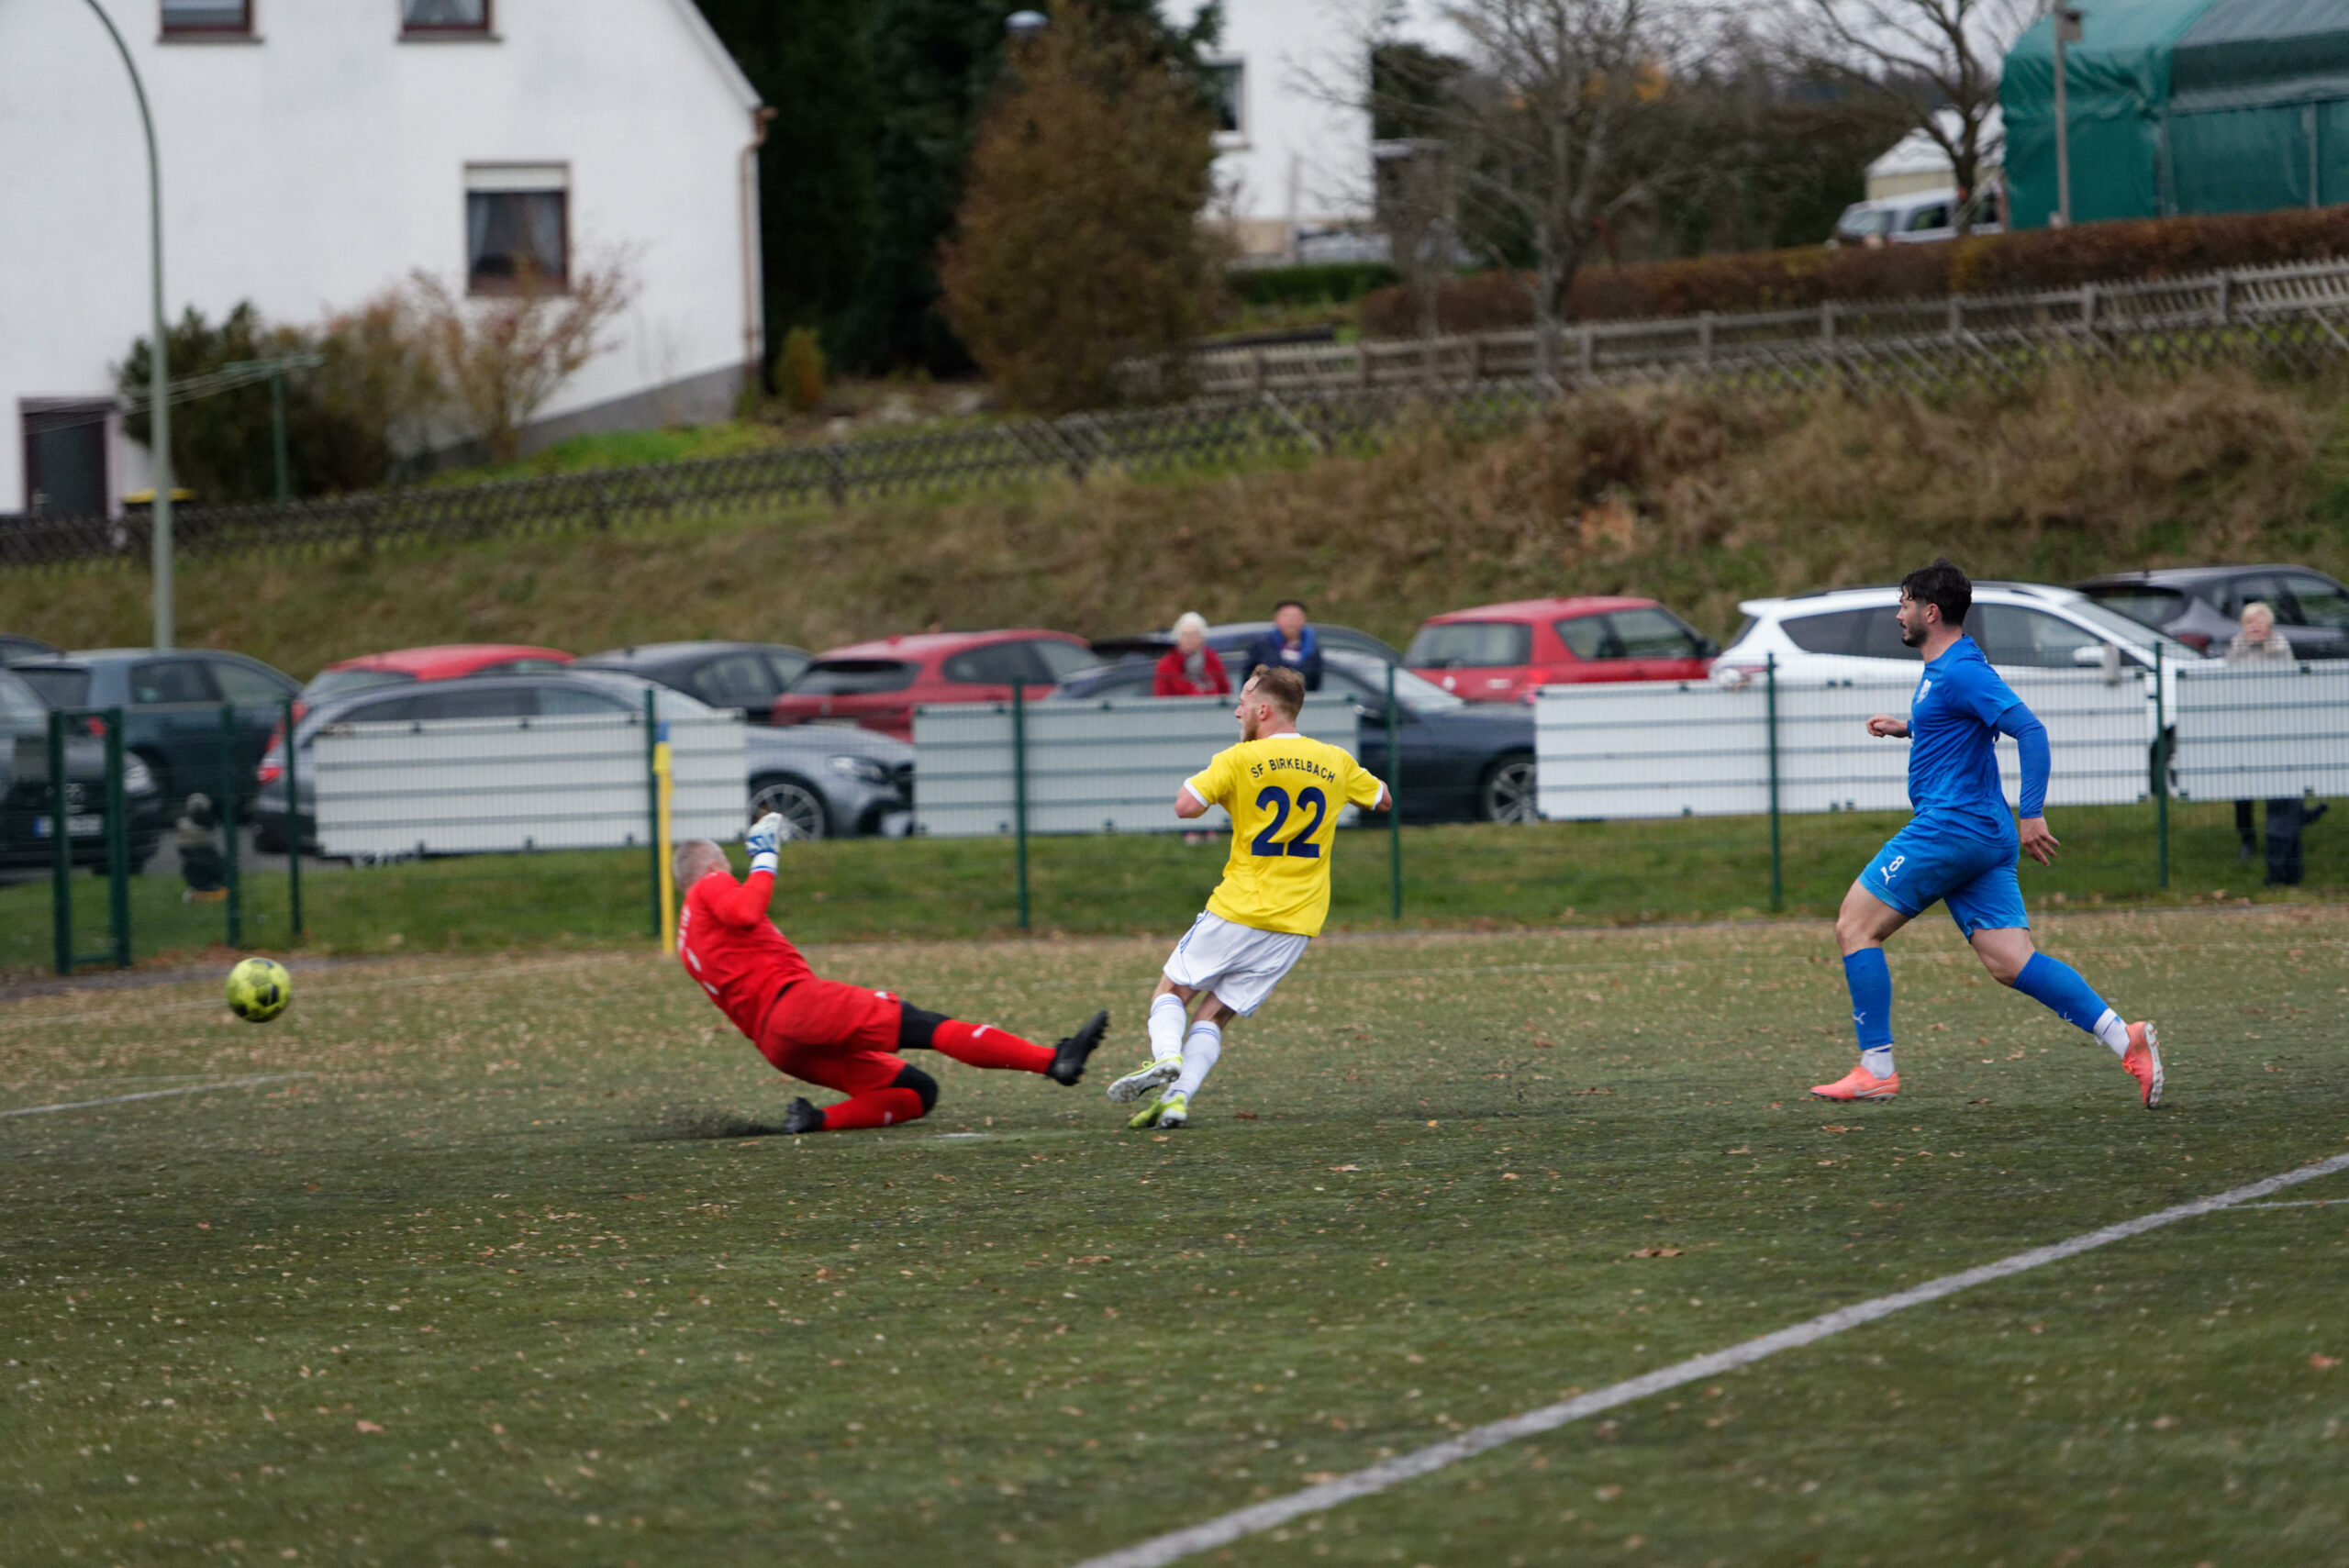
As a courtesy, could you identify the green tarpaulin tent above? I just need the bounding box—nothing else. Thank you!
[2003,0,2349,227]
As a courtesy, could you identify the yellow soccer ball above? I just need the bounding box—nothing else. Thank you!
[225,957,292,1023]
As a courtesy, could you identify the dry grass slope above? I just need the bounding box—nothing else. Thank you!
[6,368,2345,676]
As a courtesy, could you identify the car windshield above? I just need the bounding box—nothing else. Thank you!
[2076,585,2183,629]
[306,667,416,701]
[1327,650,1464,714]
[15,666,89,707]
[2055,598,2201,661]
[1836,205,1893,238]
[791,660,917,695]
[1404,621,1531,668]
[0,671,50,730]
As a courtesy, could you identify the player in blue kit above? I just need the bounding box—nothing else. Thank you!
[1812,561,2165,1107]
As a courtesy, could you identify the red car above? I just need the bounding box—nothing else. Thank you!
[1404,596,1717,702]
[262,643,575,784]
[768,630,1099,740]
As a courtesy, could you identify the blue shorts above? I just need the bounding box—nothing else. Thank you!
[1859,821,2028,937]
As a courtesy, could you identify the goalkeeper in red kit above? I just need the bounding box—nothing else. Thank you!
[674,816,1108,1133]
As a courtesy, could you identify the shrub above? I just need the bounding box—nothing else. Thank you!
[936,2,1224,412]
[1231,262,1400,310]
[776,326,827,414]
[1359,206,2349,334]
[411,258,638,464]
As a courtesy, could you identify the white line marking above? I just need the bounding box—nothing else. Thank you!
[2224,1198,2344,1210]
[0,1073,308,1119]
[1072,1149,2349,1568]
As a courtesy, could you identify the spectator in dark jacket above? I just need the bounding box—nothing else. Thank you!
[1244,599,1322,692]
[1153,613,1231,697]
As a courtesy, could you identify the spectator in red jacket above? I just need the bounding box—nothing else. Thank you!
[1153,612,1232,697]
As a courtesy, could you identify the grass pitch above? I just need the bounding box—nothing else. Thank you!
[3,908,2346,1566]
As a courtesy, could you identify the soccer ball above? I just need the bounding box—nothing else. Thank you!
[225,957,292,1023]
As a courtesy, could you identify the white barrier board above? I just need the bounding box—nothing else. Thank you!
[913,695,1361,839]
[2170,662,2349,801]
[315,711,746,858]
[1536,671,2154,821]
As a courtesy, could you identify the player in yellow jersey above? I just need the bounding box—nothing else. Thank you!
[1108,664,1389,1129]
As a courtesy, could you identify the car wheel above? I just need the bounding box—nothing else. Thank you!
[1478,753,1539,824]
[750,775,829,842]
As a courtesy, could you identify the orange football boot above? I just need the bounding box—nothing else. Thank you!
[1810,1063,1900,1101]
[2120,1021,2163,1108]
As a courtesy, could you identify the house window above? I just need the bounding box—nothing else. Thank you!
[464,165,568,294]
[161,0,251,35]
[1204,58,1245,147]
[403,0,490,35]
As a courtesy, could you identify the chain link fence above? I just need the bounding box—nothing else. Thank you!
[5,662,2342,979]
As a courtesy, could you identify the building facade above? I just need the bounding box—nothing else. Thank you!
[0,0,763,516]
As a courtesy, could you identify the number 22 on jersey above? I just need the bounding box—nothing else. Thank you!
[1249,784,1326,858]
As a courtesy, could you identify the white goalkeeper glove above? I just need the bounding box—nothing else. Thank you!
[744,812,787,874]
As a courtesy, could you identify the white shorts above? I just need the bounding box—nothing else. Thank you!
[1162,911,1309,1017]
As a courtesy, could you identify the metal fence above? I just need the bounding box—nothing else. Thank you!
[17,260,2349,569]
[8,664,2343,980]
[1153,257,2349,400]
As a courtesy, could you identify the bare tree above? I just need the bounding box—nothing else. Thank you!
[410,256,638,464]
[1794,0,2038,215]
[1369,0,1702,384]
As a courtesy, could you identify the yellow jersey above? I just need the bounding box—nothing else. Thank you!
[1186,733,1386,937]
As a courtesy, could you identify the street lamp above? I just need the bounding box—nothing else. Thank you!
[1006,10,1048,39]
[2052,6,2084,229]
[79,0,174,649]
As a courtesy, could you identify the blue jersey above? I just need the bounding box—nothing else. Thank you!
[1907,638,2037,838]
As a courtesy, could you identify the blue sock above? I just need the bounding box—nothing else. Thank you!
[2013,952,2121,1050]
[1842,948,1894,1075]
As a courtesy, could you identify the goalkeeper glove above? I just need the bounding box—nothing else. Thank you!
[744,811,787,874]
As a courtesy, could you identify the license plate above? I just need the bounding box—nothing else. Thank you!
[32,815,105,839]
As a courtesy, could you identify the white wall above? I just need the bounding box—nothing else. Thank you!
[0,0,761,513]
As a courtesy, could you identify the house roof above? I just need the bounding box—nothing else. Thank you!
[660,0,762,113]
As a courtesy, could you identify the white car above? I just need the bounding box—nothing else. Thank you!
[1828,186,2002,247]
[1715,583,2203,706]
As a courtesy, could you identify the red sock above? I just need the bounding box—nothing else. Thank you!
[931,1018,1054,1073]
[818,1087,926,1130]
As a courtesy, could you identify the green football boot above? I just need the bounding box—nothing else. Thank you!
[1107,1055,1182,1105]
[1151,1091,1190,1129]
[1126,1094,1167,1131]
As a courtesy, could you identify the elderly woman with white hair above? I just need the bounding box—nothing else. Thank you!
[1152,611,1232,697]
[2227,601,2325,880]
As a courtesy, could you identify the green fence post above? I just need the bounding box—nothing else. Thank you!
[1012,684,1031,932]
[644,689,662,940]
[49,709,72,976]
[1386,662,1402,921]
[218,704,242,949]
[1766,654,1784,914]
[282,696,303,940]
[105,708,129,969]
[2154,645,2169,891]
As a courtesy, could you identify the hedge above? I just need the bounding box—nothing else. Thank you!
[1358,206,2349,336]
[1232,261,1401,309]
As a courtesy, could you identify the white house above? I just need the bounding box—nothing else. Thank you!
[1866,107,2004,201]
[0,0,764,517]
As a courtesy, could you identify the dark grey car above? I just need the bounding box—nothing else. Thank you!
[251,671,910,852]
[576,641,814,725]
[2076,565,2349,660]
[13,648,300,810]
[0,667,165,873]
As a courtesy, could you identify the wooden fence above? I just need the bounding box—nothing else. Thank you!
[13,259,2349,568]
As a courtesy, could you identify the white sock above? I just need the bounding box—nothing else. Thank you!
[1148,994,1188,1062]
[1861,1046,1896,1079]
[1174,1020,1222,1099]
[2091,1008,2132,1058]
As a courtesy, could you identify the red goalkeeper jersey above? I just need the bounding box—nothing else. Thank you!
[677,868,813,1041]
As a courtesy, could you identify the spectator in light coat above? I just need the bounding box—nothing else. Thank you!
[1153,613,1231,697]
[1244,599,1323,692]
[2227,602,2325,882]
